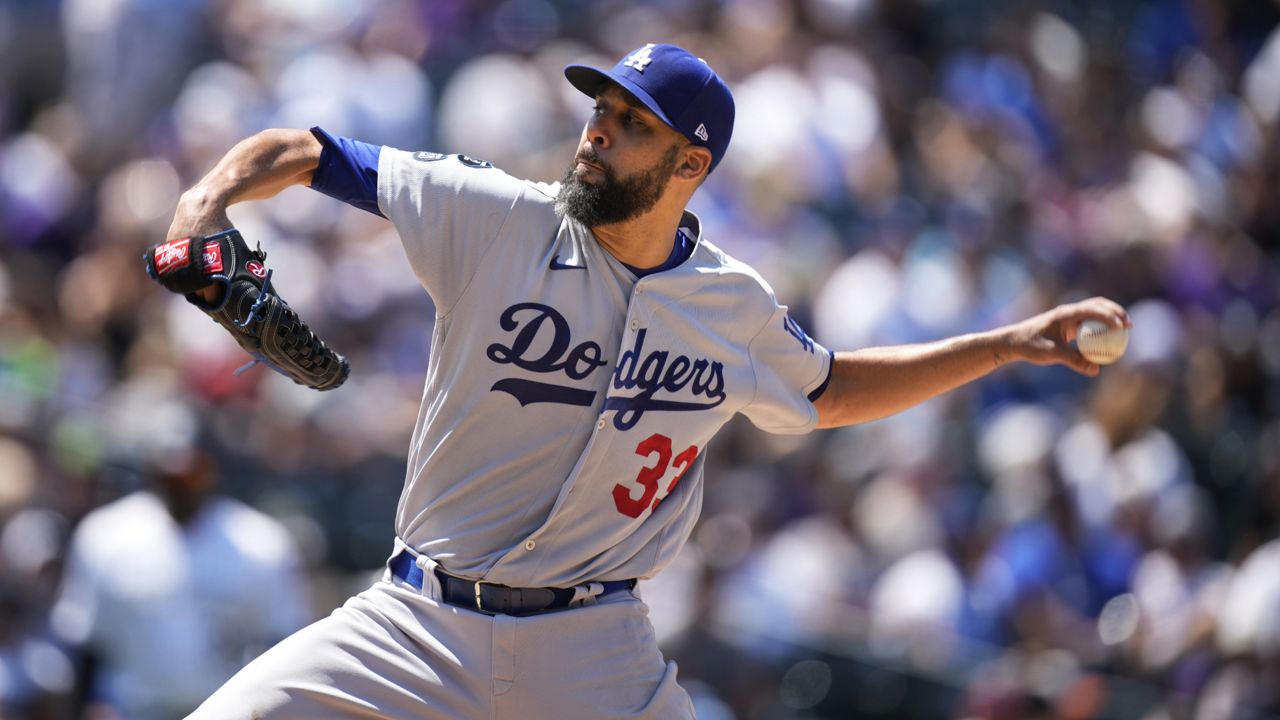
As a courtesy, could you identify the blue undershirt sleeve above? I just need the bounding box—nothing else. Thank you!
[307,126,384,217]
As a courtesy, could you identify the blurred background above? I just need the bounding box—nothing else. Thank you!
[1,0,1279,718]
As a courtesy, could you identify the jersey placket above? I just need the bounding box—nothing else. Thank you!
[486,275,660,585]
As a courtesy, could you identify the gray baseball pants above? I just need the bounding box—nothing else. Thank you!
[186,569,694,719]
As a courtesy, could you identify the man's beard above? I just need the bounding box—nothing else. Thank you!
[555,144,681,227]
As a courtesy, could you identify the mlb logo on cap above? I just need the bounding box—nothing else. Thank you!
[565,43,736,173]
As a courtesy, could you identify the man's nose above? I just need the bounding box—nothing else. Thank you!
[585,116,611,149]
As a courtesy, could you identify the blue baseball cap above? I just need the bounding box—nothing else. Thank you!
[565,43,735,173]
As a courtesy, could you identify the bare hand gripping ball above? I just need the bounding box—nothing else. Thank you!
[1076,319,1128,365]
[145,229,350,390]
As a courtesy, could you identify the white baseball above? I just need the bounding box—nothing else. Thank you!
[1076,319,1128,365]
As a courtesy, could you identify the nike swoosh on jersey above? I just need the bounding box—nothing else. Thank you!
[549,255,586,270]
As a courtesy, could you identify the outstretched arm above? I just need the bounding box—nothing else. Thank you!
[812,297,1129,428]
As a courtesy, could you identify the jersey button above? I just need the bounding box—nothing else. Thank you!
[596,418,605,430]
[630,319,638,331]
[524,540,536,551]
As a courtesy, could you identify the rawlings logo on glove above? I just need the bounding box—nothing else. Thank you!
[153,238,193,275]
[144,229,350,391]
[202,242,224,273]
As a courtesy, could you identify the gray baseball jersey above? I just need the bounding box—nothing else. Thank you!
[376,148,832,588]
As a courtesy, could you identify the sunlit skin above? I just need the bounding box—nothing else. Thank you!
[812,297,1130,428]
[571,83,712,270]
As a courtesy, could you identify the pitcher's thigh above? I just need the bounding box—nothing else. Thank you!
[499,596,695,720]
[188,589,484,720]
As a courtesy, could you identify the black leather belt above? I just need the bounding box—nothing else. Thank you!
[389,551,635,617]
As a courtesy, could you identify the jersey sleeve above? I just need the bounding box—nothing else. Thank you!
[307,127,384,217]
[376,147,524,314]
[740,305,833,434]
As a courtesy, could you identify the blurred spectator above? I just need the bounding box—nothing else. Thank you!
[1128,484,1230,681]
[60,0,211,177]
[0,438,74,719]
[51,436,309,720]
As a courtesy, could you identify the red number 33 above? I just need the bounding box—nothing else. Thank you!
[612,433,698,518]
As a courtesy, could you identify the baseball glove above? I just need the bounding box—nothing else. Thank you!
[145,229,350,391]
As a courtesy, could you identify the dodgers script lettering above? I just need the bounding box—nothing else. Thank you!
[606,329,725,430]
[486,303,727,429]
[486,303,606,407]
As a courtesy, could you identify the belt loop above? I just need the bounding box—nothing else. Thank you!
[414,553,444,600]
[569,582,605,607]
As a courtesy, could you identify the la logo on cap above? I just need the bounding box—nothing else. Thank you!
[623,44,656,72]
[563,43,735,173]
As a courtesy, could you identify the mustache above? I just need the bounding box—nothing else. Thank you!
[574,148,609,173]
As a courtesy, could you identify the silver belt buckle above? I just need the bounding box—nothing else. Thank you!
[474,580,485,611]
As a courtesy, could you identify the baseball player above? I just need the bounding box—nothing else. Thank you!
[158,43,1128,719]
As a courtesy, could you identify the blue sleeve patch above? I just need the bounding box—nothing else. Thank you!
[308,126,384,218]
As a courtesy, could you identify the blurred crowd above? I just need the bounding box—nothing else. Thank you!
[1,0,1279,718]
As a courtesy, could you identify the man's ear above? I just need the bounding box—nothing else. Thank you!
[677,146,713,181]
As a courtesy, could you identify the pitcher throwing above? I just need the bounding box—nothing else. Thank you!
[156,43,1129,719]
